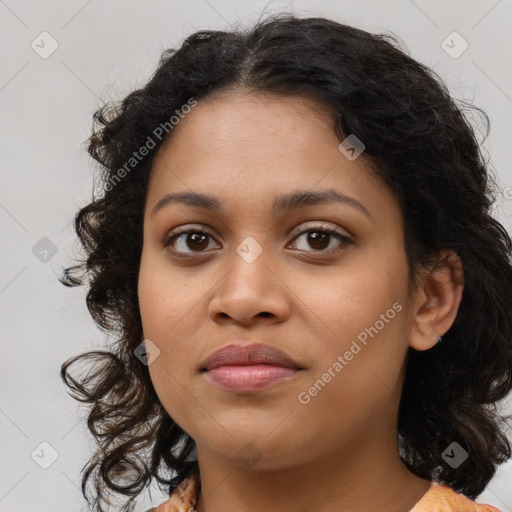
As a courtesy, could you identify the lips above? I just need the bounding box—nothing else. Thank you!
[200,343,303,392]
[200,343,301,371]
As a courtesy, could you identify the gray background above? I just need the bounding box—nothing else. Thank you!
[1,1,511,511]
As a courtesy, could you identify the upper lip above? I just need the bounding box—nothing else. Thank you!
[200,343,302,371]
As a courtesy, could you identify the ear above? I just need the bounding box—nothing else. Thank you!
[409,250,465,351]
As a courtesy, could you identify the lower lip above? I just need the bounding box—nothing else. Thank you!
[204,364,299,392]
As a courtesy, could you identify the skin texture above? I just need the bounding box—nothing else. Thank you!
[138,90,464,512]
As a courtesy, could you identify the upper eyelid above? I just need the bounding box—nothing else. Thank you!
[288,222,351,239]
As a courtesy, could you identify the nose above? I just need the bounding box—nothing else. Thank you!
[208,244,291,327]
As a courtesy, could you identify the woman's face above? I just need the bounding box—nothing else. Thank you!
[138,90,419,470]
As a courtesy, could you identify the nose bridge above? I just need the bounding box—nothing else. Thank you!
[227,234,272,293]
[210,234,289,323]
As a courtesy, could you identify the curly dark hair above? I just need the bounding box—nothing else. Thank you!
[59,11,512,512]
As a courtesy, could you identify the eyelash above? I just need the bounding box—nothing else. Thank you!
[162,224,354,257]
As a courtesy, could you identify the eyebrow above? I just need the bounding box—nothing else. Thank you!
[150,188,372,219]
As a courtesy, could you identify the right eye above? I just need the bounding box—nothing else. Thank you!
[163,227,221,255]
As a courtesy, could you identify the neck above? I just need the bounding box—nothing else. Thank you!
[193,435,431,512]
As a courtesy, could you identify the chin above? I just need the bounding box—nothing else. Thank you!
[195,430,308,471]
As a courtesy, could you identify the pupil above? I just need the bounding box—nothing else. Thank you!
[308,231,329,250]
[187,233,208,250]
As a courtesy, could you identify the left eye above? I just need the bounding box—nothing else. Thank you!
[289,228,352,253]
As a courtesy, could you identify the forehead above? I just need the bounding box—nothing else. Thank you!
[145,90,398,225]
[154,90,339,160]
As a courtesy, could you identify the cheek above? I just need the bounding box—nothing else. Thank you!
[296,248,410,398]
[293,274,409,442]
[299,253,408,339]
[138,247,195,336]
[138,246,206,386]
[138,267,196,429]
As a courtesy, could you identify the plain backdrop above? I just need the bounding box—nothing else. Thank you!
[1,1,511,511]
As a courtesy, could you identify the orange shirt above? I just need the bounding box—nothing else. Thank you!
[147,473,502,512]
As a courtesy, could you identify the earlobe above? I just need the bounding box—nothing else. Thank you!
[409,250,464,351]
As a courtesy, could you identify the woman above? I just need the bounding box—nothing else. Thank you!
[60,13,512,512]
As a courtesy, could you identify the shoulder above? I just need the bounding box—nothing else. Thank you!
[146,473,199,512]
[146,477,503,512]
[410,483,502,512]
